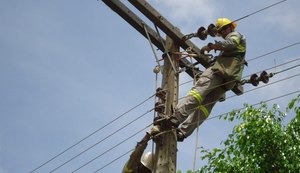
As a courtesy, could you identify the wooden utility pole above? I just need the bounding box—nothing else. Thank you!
[155,36,179,173]
[101,1,243,172]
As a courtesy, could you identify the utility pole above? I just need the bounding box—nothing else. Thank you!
[155,36,179,173]
[101,1,243,172]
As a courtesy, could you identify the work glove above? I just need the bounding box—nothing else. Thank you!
[200,45,211,54]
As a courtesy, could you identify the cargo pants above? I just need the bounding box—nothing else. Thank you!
[172,67,233,138]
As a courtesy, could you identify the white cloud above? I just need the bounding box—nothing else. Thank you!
[151,0,218,31]
[261,4,300,35]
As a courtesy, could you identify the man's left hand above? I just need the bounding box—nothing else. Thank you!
[200,45,211,54]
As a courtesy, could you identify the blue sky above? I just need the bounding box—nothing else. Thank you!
[1,0,300,173]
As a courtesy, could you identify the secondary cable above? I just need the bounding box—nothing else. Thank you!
[93,88,300,172]
[178,57,300,101]
[179,41,300,87]
[46,52,299,172]
[30,94,154,172]
[74,71,300,172]
[71,123,153,172]
[232,0,288,23]
[49,108,154,172]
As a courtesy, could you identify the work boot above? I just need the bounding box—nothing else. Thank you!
[147,125,161,137]
[166,116,181,128]
[153,116,179,128]
[176,130,186,142]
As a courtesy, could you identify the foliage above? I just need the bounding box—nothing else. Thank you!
[195,95,300,173]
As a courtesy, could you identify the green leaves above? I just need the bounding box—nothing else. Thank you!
[196,95,300,173]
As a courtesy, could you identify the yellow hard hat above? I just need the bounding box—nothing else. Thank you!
[141,152,155,171]
[215,18,237,31]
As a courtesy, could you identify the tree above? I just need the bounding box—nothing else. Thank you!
[196,95,300,173]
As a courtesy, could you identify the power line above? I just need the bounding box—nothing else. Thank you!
[93,88,300,172]
[247,42,300,62]
[227,72,300,100]
[40,1,294,170]
[71,61,300,172]
[232,0,288,23]
[68,63,300,172]
[71,69,300,172]
[94,149,134,173]
[274,63,300,74]
[178,57,300,101]
[30,1,292,172]
[30,94,154,173]
[205,90,300,123]
[71,123,153,172]
[179,42,300,87]
[49,108,154,172]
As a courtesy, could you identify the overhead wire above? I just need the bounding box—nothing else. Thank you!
[93,1,293,172]
[38,1,293,172]
[178,57,300,101]
[50,60,300,172]
[30,94,155,173]
[72,123,153,172]
[71,66,300,172]
[94,148,134,173]
[190,57,201,171]
[247,42,300,63]
[49,108,154,172]
[179,41,300,87]
[93,88,300,172]
[46,47,300,173]
[232,0,288,23]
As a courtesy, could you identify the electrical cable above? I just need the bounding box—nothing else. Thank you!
[273,63,300,75]
[178,57,300,101]
[35,1,293,172]
[94,148,134,173]
[143,24,164,72]
[232,0,288,23]
[49,108,154,172]
[190,57,200,171]
[156,70,300,136]
[227,72,300,100]
[151,63,160,173]
[40,22,298,173]
[88,62,300,169]
[247,42,300,63]
[29,94,154,173]
[153,64,300,136]
[71,123,153,172]
[179,41,300,87]
[74,70,300,172]
[154,24,178,73]
[93,88,300,172]
[152,88,300,141]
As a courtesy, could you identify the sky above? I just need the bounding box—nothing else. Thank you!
[1,0,300,173]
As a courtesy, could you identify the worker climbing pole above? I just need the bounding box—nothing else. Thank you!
[101,0,289,172]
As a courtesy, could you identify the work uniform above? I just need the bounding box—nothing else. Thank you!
[173,31,246,139]
[122,139,148,173]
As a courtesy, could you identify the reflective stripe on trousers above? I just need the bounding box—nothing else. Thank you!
[188,89,203,104]
[189,89,209,118]
[198,105,209,118]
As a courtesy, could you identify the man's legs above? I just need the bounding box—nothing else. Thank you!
[169,67,224,127]
[176,87,226,141]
